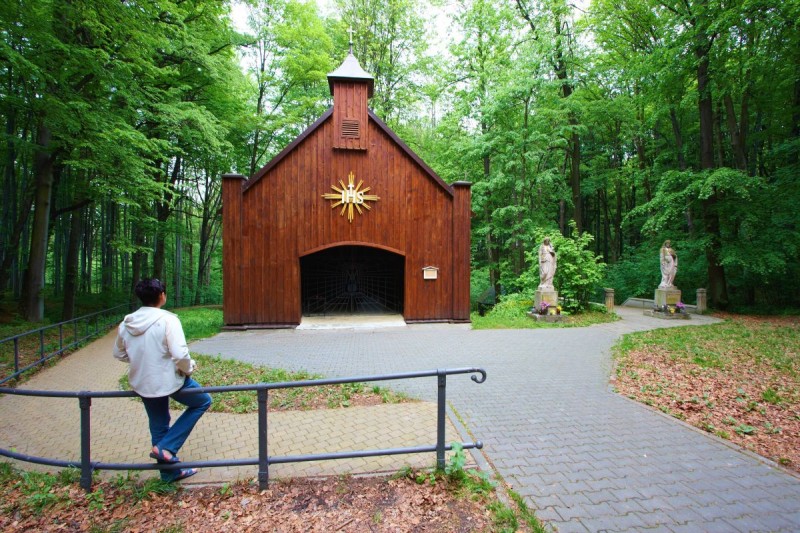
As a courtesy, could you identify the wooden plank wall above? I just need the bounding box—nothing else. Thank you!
[223,114,470,326]
[333,83,368,150]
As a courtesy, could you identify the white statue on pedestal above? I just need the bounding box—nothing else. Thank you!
[538,237,557,290]
[659,240,678,289]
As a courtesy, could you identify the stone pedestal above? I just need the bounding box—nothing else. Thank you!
[527,311,564,323]
[604,288,615,313]
[534,289,558,308]
[644,309,691,320]
[647,287,690,319]
[654,288,681,307]
[696,288,707,314]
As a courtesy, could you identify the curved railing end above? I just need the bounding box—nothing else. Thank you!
[470,368,487,384]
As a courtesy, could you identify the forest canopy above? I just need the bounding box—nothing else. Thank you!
[1,0,798,322]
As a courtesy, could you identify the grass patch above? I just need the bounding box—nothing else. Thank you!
[471,293,618,329]
[119,354,409,413]
[615,319,799,375]
[171,307,223,342]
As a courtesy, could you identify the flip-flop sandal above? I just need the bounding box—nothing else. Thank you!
[173,468,198,482]
[150,446,180,464]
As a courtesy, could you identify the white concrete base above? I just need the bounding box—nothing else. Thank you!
[297,314,407,330]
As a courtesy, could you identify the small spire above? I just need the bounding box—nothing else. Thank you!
[347,26,354,53]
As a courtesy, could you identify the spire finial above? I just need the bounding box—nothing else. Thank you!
[347,26,354,53]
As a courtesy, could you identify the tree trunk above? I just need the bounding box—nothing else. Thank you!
[696,40,729,308]
[194,171,222,306]
[724,94,748,171]
[152,156,181,281]
[697,48,715,170]
[62,202,84,320]
[0,184,34,296]
[21,124,55,321]
[669,107,687,171]
[2,106,17,287]
[569,131,581,232]
[484,153,500,301]
[131,220,145,307]
[101,200,117,292]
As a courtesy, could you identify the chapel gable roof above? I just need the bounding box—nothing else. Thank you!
[243,109,454,197]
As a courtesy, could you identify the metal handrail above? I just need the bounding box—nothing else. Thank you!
[0,304,131,385]
[0,367,486,491]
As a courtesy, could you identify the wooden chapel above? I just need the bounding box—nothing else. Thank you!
[221,51,471,328]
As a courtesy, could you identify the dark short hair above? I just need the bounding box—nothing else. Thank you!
[135,278,166,306]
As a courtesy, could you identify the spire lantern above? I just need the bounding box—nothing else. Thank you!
[327,50,374,98]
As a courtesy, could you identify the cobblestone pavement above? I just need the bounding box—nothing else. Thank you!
[193,308,800,532]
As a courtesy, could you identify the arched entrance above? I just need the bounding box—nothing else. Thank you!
[300,246,404,315]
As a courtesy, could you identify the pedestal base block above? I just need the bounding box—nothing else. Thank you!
[654,288,681,307]
[534,290,559,308]
[644,310,691,320]
[527,312,564,323]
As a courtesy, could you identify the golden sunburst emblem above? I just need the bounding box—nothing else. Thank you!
[322,171,380,223]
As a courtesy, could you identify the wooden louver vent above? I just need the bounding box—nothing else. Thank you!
[341,119,360,138]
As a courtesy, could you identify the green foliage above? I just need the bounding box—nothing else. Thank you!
[4,0,800,323]
[17,470,67,514]
[444,442,467,480]
[762,388,784,406]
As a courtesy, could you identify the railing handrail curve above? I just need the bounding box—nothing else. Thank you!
[0,367,487,492]
[0,303,132,385]
[0,303,131,345]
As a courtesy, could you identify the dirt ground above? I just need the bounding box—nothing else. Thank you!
[0,472,504,532]
[614,312,800,473]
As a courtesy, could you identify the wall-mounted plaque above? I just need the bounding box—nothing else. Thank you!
[422,266,439,280]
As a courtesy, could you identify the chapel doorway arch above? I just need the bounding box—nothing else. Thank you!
[300,245,405,315]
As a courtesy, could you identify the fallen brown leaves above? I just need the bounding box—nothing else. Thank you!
[615,313,800,473]
[0,474,496,533]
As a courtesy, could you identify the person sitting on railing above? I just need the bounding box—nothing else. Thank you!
[112,278,211,482]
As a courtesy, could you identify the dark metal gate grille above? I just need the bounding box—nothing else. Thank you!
[301,246,404,315]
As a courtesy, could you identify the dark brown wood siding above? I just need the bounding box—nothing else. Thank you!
[223,112,470,327]
[332,82,368,150]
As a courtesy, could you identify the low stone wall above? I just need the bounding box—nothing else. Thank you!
[621,297,699,314]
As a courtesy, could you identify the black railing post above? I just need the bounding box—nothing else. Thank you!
[258,388,269,489]
[79,394,93,491]
[436,370,446,470]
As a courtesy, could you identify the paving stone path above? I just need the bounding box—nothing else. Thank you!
[193,307,800,533]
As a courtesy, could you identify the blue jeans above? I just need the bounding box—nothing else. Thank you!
[141,377,212,481]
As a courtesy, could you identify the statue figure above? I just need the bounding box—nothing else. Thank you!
[538,237,557,290]
[659,240,678,288]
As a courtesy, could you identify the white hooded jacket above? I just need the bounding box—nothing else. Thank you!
[113,306,196,398]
